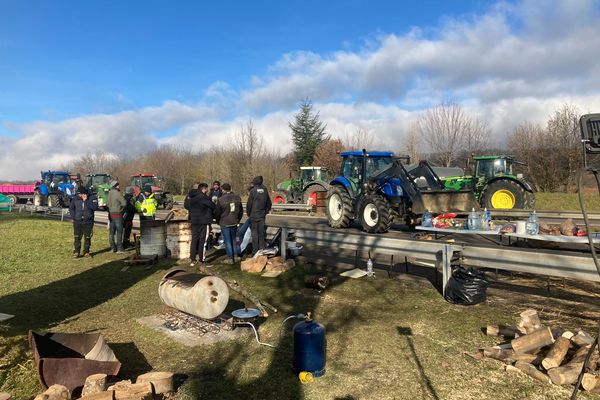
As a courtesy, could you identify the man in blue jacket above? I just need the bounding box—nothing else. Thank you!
[69,186,99,258]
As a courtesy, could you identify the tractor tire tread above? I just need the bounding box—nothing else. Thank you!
[359,194,392,233]
[327,186,353,229]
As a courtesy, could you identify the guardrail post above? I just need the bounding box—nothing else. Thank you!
[61,208,65,222]
[280,227,288,259]
[440,244,453,296]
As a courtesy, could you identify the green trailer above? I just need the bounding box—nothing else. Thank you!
[442,155,535,209]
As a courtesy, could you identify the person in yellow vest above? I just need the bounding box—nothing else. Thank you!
[135,184,157,220]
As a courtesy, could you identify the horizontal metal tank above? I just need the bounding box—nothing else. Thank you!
[292,313,326,377]
[158,269,229,320]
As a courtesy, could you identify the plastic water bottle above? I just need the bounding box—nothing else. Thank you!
[468,208,479,231]
[483,208,492,231]
[422,209,433,228]
[526,210,539,235]
[366,258,374,277]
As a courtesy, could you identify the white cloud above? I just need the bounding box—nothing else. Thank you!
[2,0,600,180]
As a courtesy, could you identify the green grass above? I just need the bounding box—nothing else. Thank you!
[0,212,598,399]
[535,192,600,211]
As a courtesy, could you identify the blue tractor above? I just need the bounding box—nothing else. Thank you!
[326,150,479,233]
[33,171,77,207]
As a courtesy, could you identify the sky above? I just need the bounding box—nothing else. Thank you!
[1,0,600,180]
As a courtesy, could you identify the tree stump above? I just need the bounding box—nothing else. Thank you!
[34,385,70,400]
[112,382,153,400]
[82,374,108,396]
[511,327,554,354]
[541,337,571,370]
[582,373,600,392]
[136,371,175,395]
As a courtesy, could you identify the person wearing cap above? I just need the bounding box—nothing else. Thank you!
[208,180,223,204]
[135,184,157,220]
[246,176,272,254]
[214,183,243,264]
[107,180,127,253]
[122,186,136,248]
[185,182,215,266]
[69,186,99,258]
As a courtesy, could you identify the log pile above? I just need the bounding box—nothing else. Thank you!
[240,255,295,275]
[33,372,175,400]
[480,309,599,394]
[165,221,191,259]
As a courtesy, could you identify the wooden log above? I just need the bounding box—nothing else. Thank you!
[518,309,542,334]
[548,362,584,385]
[514,361,553,384]
[79,391,115,400]
[483,347,515,364]
[136,371,174,394]
[542,337,571,370]
[511,327,554,354]
[514,353,544,366]
[82,373,108,396]
[561,331,575,340]
[571,345,593,364]
[198,265,277,316]
[587,349,600,372]
[572,330,595,347]
[486,324,525,338]
[112,382,153,400]
[582,373,600,391]
[0,393,11,400]
[33,385,70,400]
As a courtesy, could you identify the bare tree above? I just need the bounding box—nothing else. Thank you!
[314,139,344,175]
[343,126,376,151]
[417,102,490,167]
[402,123,423,163]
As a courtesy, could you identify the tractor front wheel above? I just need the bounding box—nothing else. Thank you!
[481,179,534,210]
[359,195,392,233]
[48,194,60,208]
[327,186,353,229]
[272,191,288,204]
[33,191,44,206]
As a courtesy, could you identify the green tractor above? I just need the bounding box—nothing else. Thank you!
[83,173,113,209]
[442,155,535,209]
[272,166,329,205]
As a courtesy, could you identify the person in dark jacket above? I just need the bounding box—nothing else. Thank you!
[214,183,243,264]
[107,181,127,253]
[246,176,271,254]
[208,180,222,204]
[122,186,136,248]
[184,183,215,266]
[69,186,99,258]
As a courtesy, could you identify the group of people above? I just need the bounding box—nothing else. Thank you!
[69,182,156,257]
[184,176,272,267]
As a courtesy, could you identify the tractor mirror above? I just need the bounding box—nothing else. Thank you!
[580,113,600,153]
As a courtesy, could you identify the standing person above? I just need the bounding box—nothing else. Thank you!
[122,186,136,248]
[69,186,99,258]
[185,183,215,267]
[215,183,243,264]
[208,180,222,204]
[246,176,271,254]
[135,184,157,220]
[107,181,127,253]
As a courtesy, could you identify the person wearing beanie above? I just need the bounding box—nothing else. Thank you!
[107,180,127,253]
[69,185,99,258]
[208,180,223,204]
[185,182,215,266]
[214,183,243,264]
[135,184,157,220]
[122,186,136,248]
[246,175,271,254]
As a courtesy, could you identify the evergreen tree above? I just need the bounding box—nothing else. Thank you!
[289,99,329,166]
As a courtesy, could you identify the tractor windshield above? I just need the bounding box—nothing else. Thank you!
[477,159,508,179]
[86,175,111,187]
[132,176,156,187]
[300,168,328,182]
[366,156,393,177]
[45,174,70,185]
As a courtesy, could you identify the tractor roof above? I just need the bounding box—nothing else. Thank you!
[340,151,394,157]
[300,166,323,170]
[473,155,514,160]
[85,173,111,177]
[42,171,70,175]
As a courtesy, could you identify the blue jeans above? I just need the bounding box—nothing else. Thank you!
[221,225,240,259]
[109,217,124,251]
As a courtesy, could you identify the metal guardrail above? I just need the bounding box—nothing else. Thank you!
[173,200,314,213]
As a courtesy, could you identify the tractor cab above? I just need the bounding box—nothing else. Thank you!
[84,174,111,192]
[300,166,328,184]
[473,156,520,181]
[338,151,394,194]
[130,174,174,210]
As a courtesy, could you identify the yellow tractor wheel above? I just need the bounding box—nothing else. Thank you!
[482,179,534,210]
[490,189,516,209]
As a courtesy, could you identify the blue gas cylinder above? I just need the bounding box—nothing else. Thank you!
[292,313,326,377]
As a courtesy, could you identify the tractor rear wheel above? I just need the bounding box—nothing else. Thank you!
[481,179,534,210]
[303,185,328,206]
[272,191,288,204]
[327,186,353,229]
[48,194,60,208]
[359,195,393,233]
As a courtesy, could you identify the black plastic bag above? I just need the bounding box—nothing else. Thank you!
[444,266,489,305]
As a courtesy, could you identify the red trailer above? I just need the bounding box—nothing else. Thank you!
[0,183,36,204]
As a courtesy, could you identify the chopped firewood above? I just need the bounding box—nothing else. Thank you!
[112,382,153,400]
[541,337,571,370]
[79,391,114,400]
[136,371,174,395]
[82,374,108,396]
[572,330,595,347]
[511,327,554,354]
[0,393,10,400]
[518,309,542,334]
[486,324,525,338]
[514,361,552,384]
[582,373,600,392]
[483,347,515,364]
[34,385,70,400]
[547,345,591,385]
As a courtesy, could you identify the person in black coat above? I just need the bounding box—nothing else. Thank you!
[184,183,215,266]
[246,176,272,254]
[69,186,99,258]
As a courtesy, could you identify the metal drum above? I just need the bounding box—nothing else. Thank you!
[158,269,229,320]
[292,313,326,377]
[140,220,167,257]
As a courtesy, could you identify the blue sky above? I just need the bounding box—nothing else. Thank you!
[0,0,490,125]
[1,0,600,180]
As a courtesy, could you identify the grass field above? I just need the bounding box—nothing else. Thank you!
[535,192,600,211]
[1,212,599,399]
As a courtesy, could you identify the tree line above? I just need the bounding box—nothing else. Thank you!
[61,100,592,195]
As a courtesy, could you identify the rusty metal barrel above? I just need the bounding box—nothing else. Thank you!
[140,220,167,257]
[158,269,229,320]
